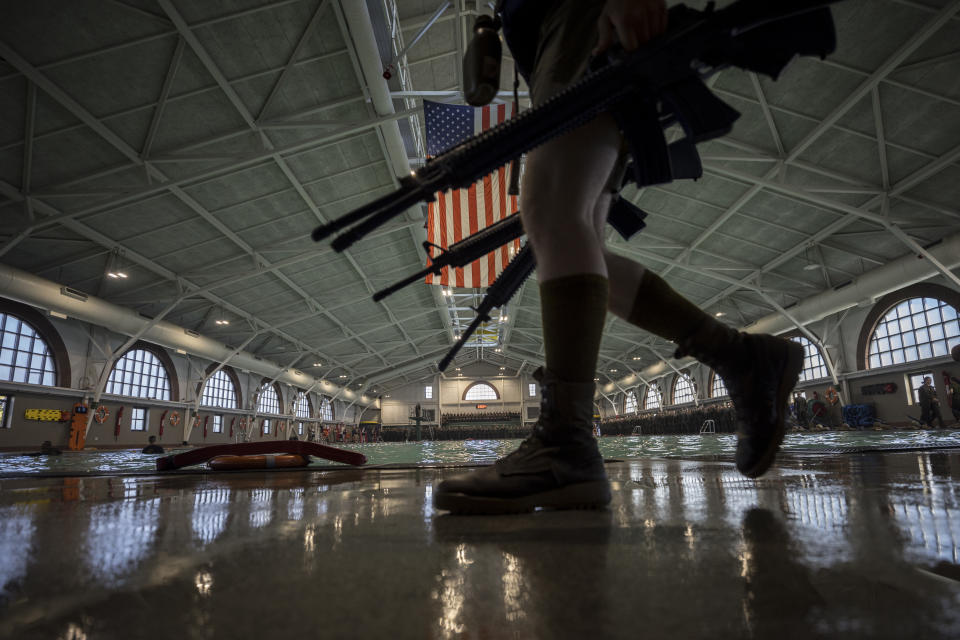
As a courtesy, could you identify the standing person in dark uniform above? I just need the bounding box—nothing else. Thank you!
[950,376,960,424]
[793,393,808,429]
[435,0,804,514]
[825,385,842,428]
[917,377,944,428]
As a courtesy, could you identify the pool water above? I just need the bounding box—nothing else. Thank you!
[2,430,960,476]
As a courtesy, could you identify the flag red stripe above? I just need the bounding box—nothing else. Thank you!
[468,180,480,286]
[425,201,435,284]
[438,194,449,286]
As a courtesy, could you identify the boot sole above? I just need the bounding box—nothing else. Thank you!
[434,480,612,515]
[738,340,805,479]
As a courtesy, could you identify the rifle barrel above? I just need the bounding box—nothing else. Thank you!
[373,270,431,302]
[331,184,430,252]
[438,313,488,372]
[372,214,525,302]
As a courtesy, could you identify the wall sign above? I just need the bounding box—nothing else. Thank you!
[476,404,487,409]
[860,382,897,396]
[24,409,70,422]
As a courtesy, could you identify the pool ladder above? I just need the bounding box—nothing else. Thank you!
[700,419,716,434]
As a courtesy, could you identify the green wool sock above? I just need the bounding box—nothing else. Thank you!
[540,274,609,383]
[626,271,714,344]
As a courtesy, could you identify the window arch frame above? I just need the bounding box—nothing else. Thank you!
[0,299,71,387]
[709,370,728,399]
[462,381,501,401]
[643,382,662,411]
[198,365,241,410]
[856,283,960,371]
[197,364,243,411]
[624,390,638,414]
[105,342,177,401]
[670,371,696,405]
[785,334,830,383]
[294,391,313,419]
[319,396,334,422]
[255,379,283,415]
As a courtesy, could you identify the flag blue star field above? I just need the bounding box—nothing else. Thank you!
[423,100,520,288]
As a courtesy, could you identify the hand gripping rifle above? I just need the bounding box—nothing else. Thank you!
[311,0,839,252]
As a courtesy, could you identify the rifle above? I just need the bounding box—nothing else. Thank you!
[438,244,536,372]
[373,195,647,302]
[312,0,838,252]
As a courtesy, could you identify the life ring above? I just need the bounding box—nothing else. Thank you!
[207,454,308,471]
[93,405,109,423]
[168,411,182,427]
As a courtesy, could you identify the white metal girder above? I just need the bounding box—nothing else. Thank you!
[142,37,184,161]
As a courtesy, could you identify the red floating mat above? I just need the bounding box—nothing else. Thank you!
[156,441,366,471]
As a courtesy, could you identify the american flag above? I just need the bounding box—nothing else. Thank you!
[423,100,521,288]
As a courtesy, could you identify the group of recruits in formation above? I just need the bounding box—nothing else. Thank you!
[432,0,808,514]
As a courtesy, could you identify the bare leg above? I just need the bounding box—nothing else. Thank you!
[520,114,621,281]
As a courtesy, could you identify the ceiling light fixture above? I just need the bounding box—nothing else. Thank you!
[313,362,322,367]
[105,248,128,279]
[715,311,725,317]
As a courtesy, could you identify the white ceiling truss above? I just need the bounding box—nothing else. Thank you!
[1,0,959,394]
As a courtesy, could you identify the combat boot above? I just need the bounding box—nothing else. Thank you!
[433,367,610,514]
[674,323,804,478]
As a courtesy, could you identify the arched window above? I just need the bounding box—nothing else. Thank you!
[791,336,829,382]
[320,397,333,421]
[256,382,281,415]
[295,392,311,419]
[463,382,499,401]
[710,371,728,398]
[624,391,638,414]
[201,370,239,409]
[867,297,960,368]
[644,383,662,410]
[106,348,171,400]
[0,312,57,386]
[672,374,696,405]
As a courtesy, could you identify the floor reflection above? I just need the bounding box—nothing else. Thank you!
[0,452,958,639]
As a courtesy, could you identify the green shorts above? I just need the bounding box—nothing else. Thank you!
[526,0,629,193]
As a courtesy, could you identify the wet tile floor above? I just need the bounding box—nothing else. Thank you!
[1,451,959,639]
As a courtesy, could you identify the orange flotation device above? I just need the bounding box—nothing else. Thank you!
[207,454,309,471]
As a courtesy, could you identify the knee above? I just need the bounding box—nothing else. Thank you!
[521,206,597,246]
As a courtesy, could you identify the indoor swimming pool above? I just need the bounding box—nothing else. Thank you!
[2,430,960,476]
